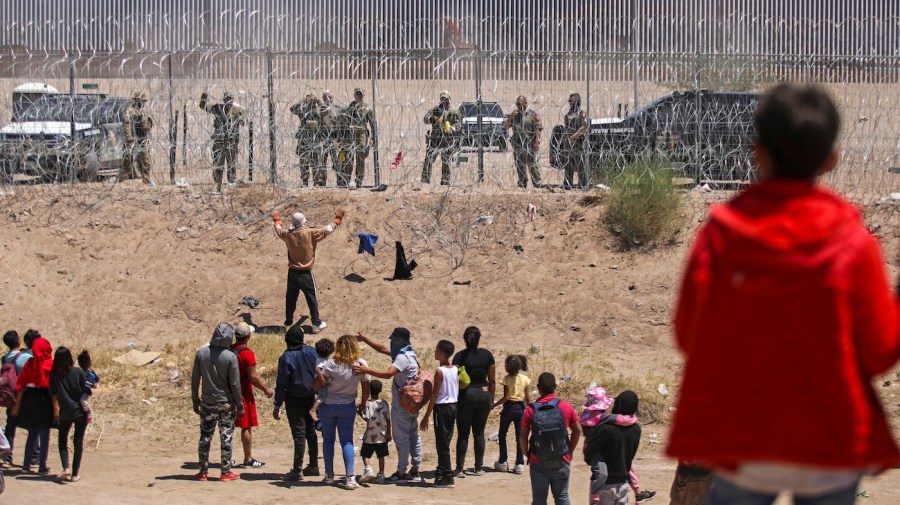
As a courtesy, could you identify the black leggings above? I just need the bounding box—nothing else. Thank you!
[455,388,492,471]
[58,416,88,477]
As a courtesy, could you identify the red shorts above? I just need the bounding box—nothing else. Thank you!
[234,398,258,428]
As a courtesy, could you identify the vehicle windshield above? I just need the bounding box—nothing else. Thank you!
[459,102,503,118]
[20,96,101,123]
[624,96,670,121]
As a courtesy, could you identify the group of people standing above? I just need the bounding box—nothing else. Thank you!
[120,87,593,193]
[1,330,98,484]
[189,318,651,505]
[291,88,376,189]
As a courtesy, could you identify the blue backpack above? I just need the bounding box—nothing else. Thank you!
[529,399,569,461]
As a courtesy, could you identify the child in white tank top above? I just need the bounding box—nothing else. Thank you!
[419,340,459,487]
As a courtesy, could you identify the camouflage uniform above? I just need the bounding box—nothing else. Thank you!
[120,91,154,184]
[290,95,325,187]
[320,95,347,187]
[329,103,354,188]
[346,88,376,189]
[508,106,543,188]
[421,91,461,185]
[198,403,236,474]
[200,92,244,192]
[562,102,588,190]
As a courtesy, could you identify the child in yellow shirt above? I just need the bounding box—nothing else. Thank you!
[492,355,531,474]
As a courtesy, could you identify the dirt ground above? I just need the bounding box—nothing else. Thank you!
[1,180,900,504]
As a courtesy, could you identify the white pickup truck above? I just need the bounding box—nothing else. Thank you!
[0,93,129,183]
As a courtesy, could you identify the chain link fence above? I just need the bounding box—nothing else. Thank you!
[1,1,899,249]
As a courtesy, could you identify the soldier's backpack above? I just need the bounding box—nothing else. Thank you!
[0,351,23,407]
[528,398,569,462]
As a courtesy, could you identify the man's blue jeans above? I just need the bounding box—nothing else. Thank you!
[530,460,571,505]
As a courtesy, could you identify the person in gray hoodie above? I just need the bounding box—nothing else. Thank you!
[191,322,244,481]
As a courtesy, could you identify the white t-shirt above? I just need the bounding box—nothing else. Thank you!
[436,365,458,404]
[723,462,863,496]
[391,349,419,391]
[320,358,369,405]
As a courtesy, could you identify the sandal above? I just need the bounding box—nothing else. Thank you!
[243,458,266,469]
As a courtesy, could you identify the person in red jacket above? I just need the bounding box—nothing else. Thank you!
[668,83,900,504]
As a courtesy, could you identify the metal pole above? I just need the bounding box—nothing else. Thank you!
[182,104,187,170]
[267,48,277,183]
[631,0,639,111]
[248,119,255,181]
[168,53,176,183]
[69,58,75,140]
[475,46,484,183]
[371,55,380,187]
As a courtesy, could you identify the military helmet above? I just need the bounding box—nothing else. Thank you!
[354,87,364,96]
[223,91,234,100]
[132,91,147,102]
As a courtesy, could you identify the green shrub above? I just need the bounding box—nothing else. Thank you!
[606,157,686,245]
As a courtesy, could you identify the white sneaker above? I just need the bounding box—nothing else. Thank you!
[311,321,327,334]
[514,464,525,475]
[58,469,72,482]
[493,461,509,473]
[341,476,359,490]
[360,468,376,483]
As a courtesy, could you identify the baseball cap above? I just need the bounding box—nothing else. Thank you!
[389,327,411,342]
[235,322,255,337]
[440,90,451,100]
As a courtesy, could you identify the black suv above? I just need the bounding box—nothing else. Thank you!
[458,101,507,152]
[551,90,762,182]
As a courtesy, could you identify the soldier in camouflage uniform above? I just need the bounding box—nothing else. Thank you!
[200,91,244,193]
[318,90,343,187]
[505,95,543,188]
[421,90,461,185]
[346,87,376,189]
[326,95,354,188]
[562,92,589,190]
[290,94,325,187]
[191,322,244,480]
[120,91,154,185]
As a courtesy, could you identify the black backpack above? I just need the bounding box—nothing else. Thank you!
[529,398,569,461]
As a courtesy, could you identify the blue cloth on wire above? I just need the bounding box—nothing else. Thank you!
[357,233,379,256]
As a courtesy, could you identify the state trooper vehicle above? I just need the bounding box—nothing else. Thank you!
[458,101,508,152]
[0,92,130,183]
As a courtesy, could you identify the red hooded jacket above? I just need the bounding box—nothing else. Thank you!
[17,337,53,390]
[668,181,900,469]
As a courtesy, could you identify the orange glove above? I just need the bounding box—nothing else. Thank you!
[334,209,345,226]
[272,211,282,227]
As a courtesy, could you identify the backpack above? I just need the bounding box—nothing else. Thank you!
[529,399,570,461]
[0,352,23,408]
[398,354,433,414]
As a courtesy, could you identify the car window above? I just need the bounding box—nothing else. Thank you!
[459,102,503,118]
[21,96,104,123]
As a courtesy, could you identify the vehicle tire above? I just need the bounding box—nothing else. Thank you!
[0,159,14,185]
[78,149,101,182]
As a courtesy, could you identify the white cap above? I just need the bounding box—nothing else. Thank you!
[292,212,307,228]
